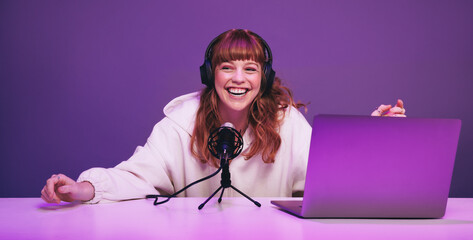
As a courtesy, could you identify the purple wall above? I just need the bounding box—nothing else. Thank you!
[1,0,472,197]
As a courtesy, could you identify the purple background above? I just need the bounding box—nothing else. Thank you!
[1,0,472,197]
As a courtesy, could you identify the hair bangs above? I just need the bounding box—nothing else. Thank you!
[211,30,265,69]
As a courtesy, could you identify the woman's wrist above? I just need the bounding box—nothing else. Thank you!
[79,181,95,202]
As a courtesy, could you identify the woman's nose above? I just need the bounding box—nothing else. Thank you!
[232,69,244,83]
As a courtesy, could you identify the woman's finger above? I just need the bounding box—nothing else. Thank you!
[372,104,392,116]
[371,109,381,116]
[389,106,404,114]
[58,185,72,194]
[396,99,404,109]
[41,186,55,203]
[41,186,48,199]
[46,175,61,203]
[57,173,75,185]
[41,194,49,203]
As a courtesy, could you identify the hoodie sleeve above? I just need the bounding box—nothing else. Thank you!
[77,117,180,204]
[77,92,200,203]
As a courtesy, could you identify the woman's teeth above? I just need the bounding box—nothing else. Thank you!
[227,88,248,96]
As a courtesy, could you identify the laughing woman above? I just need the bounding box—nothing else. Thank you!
[41,29,405,204]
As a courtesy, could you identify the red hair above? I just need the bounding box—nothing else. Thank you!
[190,29,305,167]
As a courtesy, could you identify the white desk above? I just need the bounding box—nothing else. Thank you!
[1,198,472,240]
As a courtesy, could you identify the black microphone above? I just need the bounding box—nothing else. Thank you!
[217,123,238,159]
[207,122,243,161]
[199,122,260,209]
[147,122,260,209]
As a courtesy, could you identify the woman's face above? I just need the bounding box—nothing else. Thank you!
[214,60,262,118]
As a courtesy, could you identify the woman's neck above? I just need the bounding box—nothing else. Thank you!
[218,106,249,134]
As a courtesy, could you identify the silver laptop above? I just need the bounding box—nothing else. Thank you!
[271,114,461,218]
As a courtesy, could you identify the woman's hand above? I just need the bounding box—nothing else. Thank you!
[371,99,406,117]
[41,174,95,203]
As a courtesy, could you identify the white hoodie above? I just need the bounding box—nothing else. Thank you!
[78,92,312,203]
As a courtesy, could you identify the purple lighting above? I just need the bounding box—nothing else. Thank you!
[0,0,472,198]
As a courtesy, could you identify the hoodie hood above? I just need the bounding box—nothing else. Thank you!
[163,92,200,135]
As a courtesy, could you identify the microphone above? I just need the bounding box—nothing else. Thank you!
[198,122,260,209]
[147,122,260,209]
[207,122,243,161]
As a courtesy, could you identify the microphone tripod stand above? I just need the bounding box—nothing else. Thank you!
[198,152,261,210]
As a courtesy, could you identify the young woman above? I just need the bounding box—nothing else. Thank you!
[41,29,405,204]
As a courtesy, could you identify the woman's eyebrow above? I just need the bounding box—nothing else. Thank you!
[246,62,260,67]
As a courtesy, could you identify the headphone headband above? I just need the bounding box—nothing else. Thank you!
[199,30,276,93]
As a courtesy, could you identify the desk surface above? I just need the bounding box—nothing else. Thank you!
[1,198,472,240]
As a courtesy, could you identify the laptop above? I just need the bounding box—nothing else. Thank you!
[271,114,461,218]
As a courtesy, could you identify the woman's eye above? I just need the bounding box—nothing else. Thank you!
[246,68,257,72]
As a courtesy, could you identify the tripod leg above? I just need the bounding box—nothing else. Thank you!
[230,185,261,207]
[218,188,225,203]
[198,186,223,210]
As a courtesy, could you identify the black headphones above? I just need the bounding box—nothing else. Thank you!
[199,30,276,93]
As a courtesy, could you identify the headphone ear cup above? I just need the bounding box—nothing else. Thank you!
[267,69,275,90]
[199,64,207,86]
[200,59,213,87]
[263,63,276,92]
